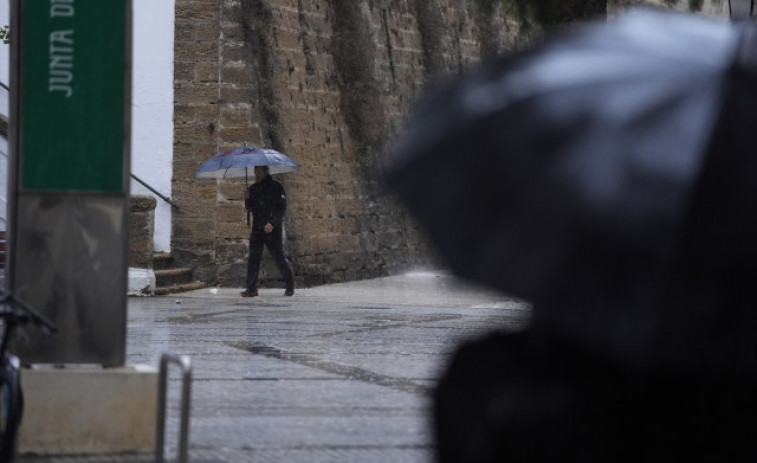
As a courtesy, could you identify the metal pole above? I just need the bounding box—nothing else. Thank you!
[156,353,192,463]
[7,0,23,294]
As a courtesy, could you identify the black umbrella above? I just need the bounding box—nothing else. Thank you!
[388,10,757,462]
[389,10,757,369]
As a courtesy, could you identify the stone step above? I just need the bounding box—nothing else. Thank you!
[152,252,206,295]
[154,280,206,296]
[155,267,193,287]
[152,251,174,271]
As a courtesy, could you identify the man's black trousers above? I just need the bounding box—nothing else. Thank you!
[246,227,294,292]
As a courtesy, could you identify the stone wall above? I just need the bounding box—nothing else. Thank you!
[172,0,517,287]
[609,0,726,17]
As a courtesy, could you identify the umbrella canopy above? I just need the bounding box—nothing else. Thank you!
[195,146,299,179]
[388,11,757,370]
[390,11,757,462]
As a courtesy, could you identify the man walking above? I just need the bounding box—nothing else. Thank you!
[240,166,295,297]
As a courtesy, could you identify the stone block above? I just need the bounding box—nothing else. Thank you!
[174,104,197,123]
[174,61,195,82]
[358,232,379,253]
[219,86,256,105]
[217,205,247,224]
[129,245,154,269]
[174,199,217,220]
[221,63,251,86]
[220,21,245,41]
[276,28,301,50]
[174,41,219,62]
[195,21,221,41]
[218,221,248,239]
[174,20,195,42]
[175,124,216,144]
[130,195,157,213]
[176,2,218,21]
[294,220,327,242]
[217,262,246,287]
[194,104,221,123]
[174,141,218,161]
[173,218,215,241]
[220,102,253,127]
[129,228,152,246]
[175,180,217,202]
[193,262,218,283]
[196,61,220,83]
[216,180,246,201]
[334,198,363,218]
[171,246,215,268]
[129,220,151,246]
[218,126,257,144]
[337,233,361,252]
[220,42,248,62]
[171,164,206,189]
[174,84,219,106]
[18,366,158,455]
[216,242,248,261]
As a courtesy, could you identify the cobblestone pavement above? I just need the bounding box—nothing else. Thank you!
[18,271,530,463]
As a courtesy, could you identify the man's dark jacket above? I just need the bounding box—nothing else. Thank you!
[245,174,286,231]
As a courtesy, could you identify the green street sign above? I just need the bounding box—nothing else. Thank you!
[22,0,127,192]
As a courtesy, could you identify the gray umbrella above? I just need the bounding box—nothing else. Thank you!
[195,146,300,179]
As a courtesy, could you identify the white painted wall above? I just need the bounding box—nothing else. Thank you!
[131,0,175,252]
[639,0,727,17]
[0,0,175,251]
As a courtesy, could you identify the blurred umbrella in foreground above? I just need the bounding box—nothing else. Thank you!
[389,10,757,366]
[388,10,757,462]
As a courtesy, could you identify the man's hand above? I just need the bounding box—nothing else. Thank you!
[264,223,274,234]
[244,188,250,199]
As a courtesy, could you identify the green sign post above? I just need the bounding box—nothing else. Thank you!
[22,0,126,192]
[10,0,131,365]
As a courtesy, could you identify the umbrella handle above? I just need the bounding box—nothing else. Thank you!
[246,167,249,226]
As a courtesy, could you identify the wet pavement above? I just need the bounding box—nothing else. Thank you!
[18,271,530,463]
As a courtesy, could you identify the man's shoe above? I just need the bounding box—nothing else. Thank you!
[240,290,259,298]
[284,289,294,297]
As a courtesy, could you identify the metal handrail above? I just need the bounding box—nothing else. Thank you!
[131,173,179,209]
